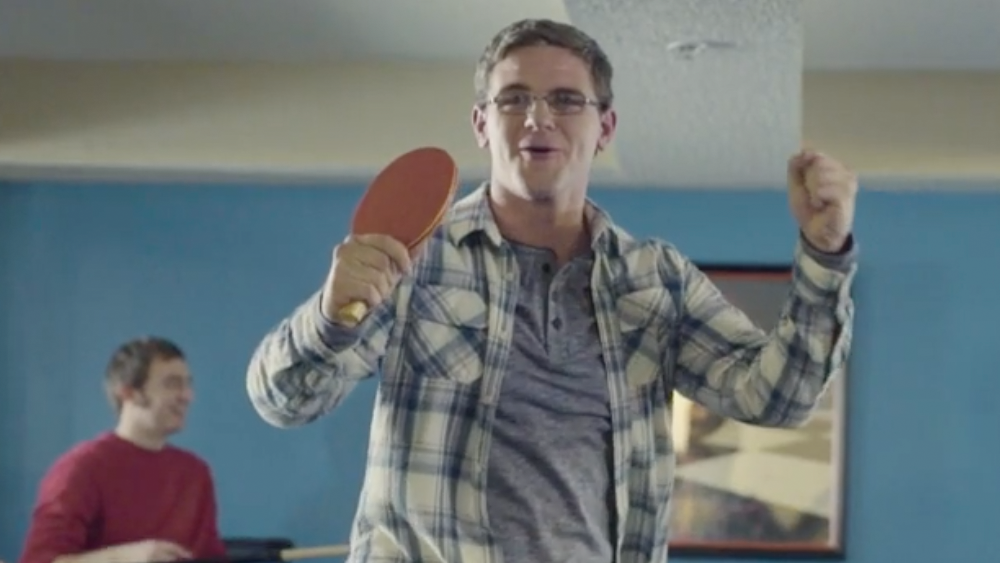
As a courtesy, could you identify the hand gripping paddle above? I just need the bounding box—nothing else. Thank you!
[334,146,459,327]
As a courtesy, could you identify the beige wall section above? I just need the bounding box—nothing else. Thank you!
[1,61,997,187]
[0,61,505,181]
[803,71,1000,180]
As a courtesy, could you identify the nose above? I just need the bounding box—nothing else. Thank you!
[523,99,555,130]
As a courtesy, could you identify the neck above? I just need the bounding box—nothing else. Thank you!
[488,184,591,264]
[114,419,168,451]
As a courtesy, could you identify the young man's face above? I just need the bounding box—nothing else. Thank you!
[120,357,194,437]
[472,45,617,203]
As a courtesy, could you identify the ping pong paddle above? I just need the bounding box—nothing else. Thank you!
[334,146,459,327]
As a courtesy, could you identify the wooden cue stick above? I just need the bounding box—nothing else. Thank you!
[277,545,351,560]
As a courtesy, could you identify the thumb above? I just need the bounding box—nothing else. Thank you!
[788,150,808,186]
[787,149,813,187]
[787,150,825,210]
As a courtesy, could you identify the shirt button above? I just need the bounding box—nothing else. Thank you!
[552,318,563,330]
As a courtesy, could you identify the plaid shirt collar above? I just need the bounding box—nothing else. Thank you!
[444,182,629,259]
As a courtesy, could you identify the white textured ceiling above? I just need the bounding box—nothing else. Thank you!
[566,0,804,187]
[0,0,998,188]
[2,0,998,69]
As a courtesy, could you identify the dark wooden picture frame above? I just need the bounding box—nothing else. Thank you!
[667,264,847,559]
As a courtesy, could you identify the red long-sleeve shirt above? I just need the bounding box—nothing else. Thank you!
[19,433,227,563]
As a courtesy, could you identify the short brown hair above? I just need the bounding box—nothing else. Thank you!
[104,336,185,412]
[474,18,614,110]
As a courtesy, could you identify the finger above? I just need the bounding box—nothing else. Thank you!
[787,152,806,185]
[153,544,190,561]
[343,246,404,295]
[337,279,391,313]
[812,186,841,204]
[162,542,192,559]
[337,266,397,305]
[335,239,387,271]
[806,164,852,203]
[335,237,410,280]
[357,234,414,274]
[350,243,398,275]
[362,276,391,308]
[804,152,851,183]
[787,149,819,183]
[335,256,402,306]
[799,149,821,165]
[330,253,397,308]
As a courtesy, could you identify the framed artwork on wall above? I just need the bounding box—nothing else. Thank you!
[667,264,848,559]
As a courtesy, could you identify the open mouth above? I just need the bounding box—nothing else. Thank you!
[521,146,557,156]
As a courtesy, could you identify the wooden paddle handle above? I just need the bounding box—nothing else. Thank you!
[279,544,350,560]
[335,301,369,327]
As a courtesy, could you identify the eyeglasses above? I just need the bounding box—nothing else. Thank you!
[486,90,603,116]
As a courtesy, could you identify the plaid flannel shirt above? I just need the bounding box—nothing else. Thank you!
[246,184,856,563]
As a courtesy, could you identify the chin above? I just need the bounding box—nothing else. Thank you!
[161,418,186,435]
[518,185,557,202]
[513,172,566,201]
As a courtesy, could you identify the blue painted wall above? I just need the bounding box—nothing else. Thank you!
[2,179,999,563]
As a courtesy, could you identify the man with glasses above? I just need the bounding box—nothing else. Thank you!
[246,17,858,563]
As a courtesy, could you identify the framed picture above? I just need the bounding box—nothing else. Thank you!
[667,264,848,559]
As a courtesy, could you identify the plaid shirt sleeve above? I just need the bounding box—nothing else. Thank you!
[671,235,857,427]
[246,288,396,428]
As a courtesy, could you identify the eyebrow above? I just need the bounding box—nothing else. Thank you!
[162,373,191,382]
[496,84,587,95]
[496,83,531,93]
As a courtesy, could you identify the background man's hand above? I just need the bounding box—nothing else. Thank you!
[111,540,192,563]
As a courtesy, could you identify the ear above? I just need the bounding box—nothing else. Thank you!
[596,108,618,153]
[471,104,489,149]
[117,384,144,407]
